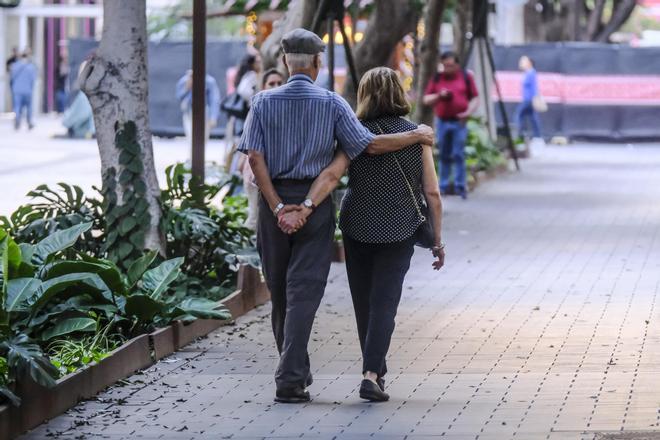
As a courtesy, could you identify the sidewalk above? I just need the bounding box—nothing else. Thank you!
[0,115,227,215]
[18,144,660,440]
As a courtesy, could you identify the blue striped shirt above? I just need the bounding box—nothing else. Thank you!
[237,74,375,179]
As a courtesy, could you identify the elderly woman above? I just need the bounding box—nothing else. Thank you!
[340,67,444,402]
[289,67,445,402]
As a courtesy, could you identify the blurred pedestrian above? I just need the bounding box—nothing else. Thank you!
[175,69,220,144]
[62,62,94,139]
[224,52,262,173]
[55,52,70,114]
[262,68,284,90]
[10,48,38,131]
[422,51,479,199]
[516,55,543,142]
[5,47,19,73]
[242,68,285,231]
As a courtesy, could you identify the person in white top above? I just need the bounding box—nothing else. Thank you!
[225,53,262,173]
[242,68,285,231]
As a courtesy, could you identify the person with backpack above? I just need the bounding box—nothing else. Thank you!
[423,51,479,199]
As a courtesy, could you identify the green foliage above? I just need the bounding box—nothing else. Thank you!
[102,121,153,270]
[0,158,260,406]
[0,355,20,406]
[0,183,103,256]
[465,117,507,172]
[162,164,258,301]
[47,325,121,376]
[0,222,233,407]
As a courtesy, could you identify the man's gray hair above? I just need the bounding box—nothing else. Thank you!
[284,53,318,71]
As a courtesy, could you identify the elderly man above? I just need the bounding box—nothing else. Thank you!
[238,28,434,403]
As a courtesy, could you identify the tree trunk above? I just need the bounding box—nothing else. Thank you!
[342,0,422,108]
[594,0,637,42]
[453,0,471,61]
[524,1,544,42]
[80,0,165,265]
[585,0,606,40]
[260,0,319,72]
[413,0,446,125]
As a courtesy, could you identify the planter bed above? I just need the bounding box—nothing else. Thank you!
[2,265,270,440]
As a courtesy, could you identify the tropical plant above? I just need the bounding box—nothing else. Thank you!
[0,223,232,407]
[162,164,259,301]
[0,183,103,256]
[465,117,507,172]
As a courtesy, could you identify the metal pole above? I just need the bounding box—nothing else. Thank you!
[483,36,519,170]
[327,18,335,92]
[191,0,206,185]
[338,19,359,91]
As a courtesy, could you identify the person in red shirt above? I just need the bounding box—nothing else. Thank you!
[423,51,479,199]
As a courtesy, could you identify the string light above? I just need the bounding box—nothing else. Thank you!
[245,11,258,46]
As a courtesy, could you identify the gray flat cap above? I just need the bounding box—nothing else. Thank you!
[281,28,326,54]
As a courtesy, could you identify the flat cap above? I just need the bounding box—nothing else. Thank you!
[281,28,326,54]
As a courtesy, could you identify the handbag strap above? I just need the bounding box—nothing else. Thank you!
[373,121,426,222]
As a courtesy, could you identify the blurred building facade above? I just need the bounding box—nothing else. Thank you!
[0,0,102,113]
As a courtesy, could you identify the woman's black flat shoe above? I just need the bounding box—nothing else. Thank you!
[359,379,390,402]
[377,377,385,391]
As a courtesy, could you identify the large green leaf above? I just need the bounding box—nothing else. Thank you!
[18,243,34,264]
[141,258,184,300]
[127,250,157,289]
[170,297,232,321]
[0,385,21,406]
[30,272,113,314]
[43,260,126,297]
[41,317,97,340]
[124,294,165,322]
[31,222,93,265]
[2,334,58,387]
[6,278,41,313]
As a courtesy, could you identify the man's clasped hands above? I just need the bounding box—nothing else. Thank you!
[276,204,311,235]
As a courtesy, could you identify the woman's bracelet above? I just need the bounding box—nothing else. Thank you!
[432,243,445,254]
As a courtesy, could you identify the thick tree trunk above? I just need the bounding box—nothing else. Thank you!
[585,0,606,40]
[525,0,637,43]
[453,0,471,61]
[260,0,319,72]
[594,0,637,42]
[413,0,446,125]
[80,0,165,263]
[342,0,422,108]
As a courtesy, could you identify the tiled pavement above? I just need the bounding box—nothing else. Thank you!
[20,145,660,440]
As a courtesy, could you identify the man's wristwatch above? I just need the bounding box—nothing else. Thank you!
[302,198,316,210]
[273,202,285,217]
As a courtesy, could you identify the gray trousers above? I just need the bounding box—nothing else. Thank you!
[257,180,335,390]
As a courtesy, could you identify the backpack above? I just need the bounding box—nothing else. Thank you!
[433,69,474,100]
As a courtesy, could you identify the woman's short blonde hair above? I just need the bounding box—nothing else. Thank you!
[355,67,411,120]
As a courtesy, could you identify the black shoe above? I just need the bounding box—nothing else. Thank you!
[359,379,389,402]
[377,377,385,391]
[274,387,310,404]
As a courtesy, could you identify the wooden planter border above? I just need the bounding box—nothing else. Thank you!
[2,265,269,440]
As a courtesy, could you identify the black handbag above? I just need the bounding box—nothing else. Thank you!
[374,122,435,249]
[392,154,435,249]
[220,92,249,119]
